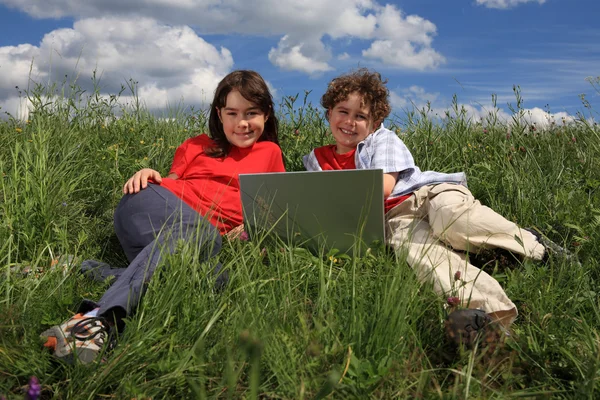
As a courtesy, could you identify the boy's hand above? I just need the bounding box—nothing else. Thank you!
[123,168,162,194]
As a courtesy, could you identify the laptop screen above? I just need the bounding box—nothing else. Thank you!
[239,169,384,255]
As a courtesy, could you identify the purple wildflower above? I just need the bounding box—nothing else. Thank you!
[454,271,461,281]
[447,296,460,307]
[26,376,41,400]
[239,231,249,241]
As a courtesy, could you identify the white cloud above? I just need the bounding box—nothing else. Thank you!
[0,44,42,98]
[390,85,440,110]
[360,6,444,69]
[514,107,575,128]
[268,35,334,75]
[0,0,445,73]
[475,0,546,9]
[389,86,575,129]
[0,95,32,120]
[0,16,233,116]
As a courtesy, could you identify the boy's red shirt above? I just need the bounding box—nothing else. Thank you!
[313,144,409,213]
[159,134,285,234]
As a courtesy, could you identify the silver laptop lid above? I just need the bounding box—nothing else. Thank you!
[239,169,384,255]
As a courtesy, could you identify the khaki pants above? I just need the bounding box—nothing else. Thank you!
[385,183,545,326]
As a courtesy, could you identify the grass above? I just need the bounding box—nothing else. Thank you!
[0,77,599,399]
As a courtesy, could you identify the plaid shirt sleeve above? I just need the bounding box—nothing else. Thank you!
[357,126,467,197]
[358,128,416,174]
[302,150,322,171]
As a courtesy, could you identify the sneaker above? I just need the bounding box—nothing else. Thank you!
[444,309,503,349]
[41,313,113,364]
[524,228,581,266]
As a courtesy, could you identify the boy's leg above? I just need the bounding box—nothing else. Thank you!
[386,189,517,327]
[97,184,221,321]
[425,183,545,260]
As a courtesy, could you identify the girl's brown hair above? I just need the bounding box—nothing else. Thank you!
[321,68,391,124]
[206,70,279,157]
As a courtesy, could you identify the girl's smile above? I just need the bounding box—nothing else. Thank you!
[218,90,268,148]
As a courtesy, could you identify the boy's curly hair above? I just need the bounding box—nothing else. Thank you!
[321,68,391,124]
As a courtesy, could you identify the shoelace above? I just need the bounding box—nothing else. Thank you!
[71,316,115,349]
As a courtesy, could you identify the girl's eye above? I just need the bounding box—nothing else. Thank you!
[226,112,236,116]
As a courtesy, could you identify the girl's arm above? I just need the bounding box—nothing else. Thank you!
[123,168,164,194]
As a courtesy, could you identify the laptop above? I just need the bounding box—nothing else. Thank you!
[239,169,385,255]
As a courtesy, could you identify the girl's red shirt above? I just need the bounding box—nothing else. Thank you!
[159,134,285,234]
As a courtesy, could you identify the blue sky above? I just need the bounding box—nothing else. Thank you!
[0,0,598,125]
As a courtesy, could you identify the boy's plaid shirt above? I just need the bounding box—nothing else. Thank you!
[303,125,467,199]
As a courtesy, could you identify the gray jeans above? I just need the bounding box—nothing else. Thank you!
[92,184,222,322]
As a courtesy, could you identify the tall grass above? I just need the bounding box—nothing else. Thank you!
[0,77,599,399]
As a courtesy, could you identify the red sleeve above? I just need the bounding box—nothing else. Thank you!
[169,139,191,177]
[169,134,212,177]
[270,147,286,172]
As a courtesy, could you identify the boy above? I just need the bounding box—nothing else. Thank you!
[303,69,572,347]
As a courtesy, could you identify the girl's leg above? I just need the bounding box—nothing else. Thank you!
[79,184,174,281]
[96,184,221,323]
[81,260,125,282]
[386,188,517,327]
[42,184,221,363]
[425,183,545,260]
[113,186,175,263]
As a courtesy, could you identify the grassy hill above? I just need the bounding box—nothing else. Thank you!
[1,81,599,399]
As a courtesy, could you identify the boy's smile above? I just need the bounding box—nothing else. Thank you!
[328,92,377,154]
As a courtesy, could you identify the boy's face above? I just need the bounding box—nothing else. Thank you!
[328,92,378,154]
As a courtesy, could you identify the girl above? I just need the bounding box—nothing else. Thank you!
[41,70,286,364]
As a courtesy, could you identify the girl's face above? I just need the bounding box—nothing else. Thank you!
[327,92,377,154]
[217,90,268,148]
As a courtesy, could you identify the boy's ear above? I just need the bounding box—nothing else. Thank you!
[326,108,332,121]
[372,119,382,131]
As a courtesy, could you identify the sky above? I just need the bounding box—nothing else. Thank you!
[0,0,598,126]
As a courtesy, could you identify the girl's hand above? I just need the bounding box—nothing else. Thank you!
[123,168,162,194]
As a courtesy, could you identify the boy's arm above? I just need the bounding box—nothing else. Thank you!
[384,172,399,198]
[363,129,414,199]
